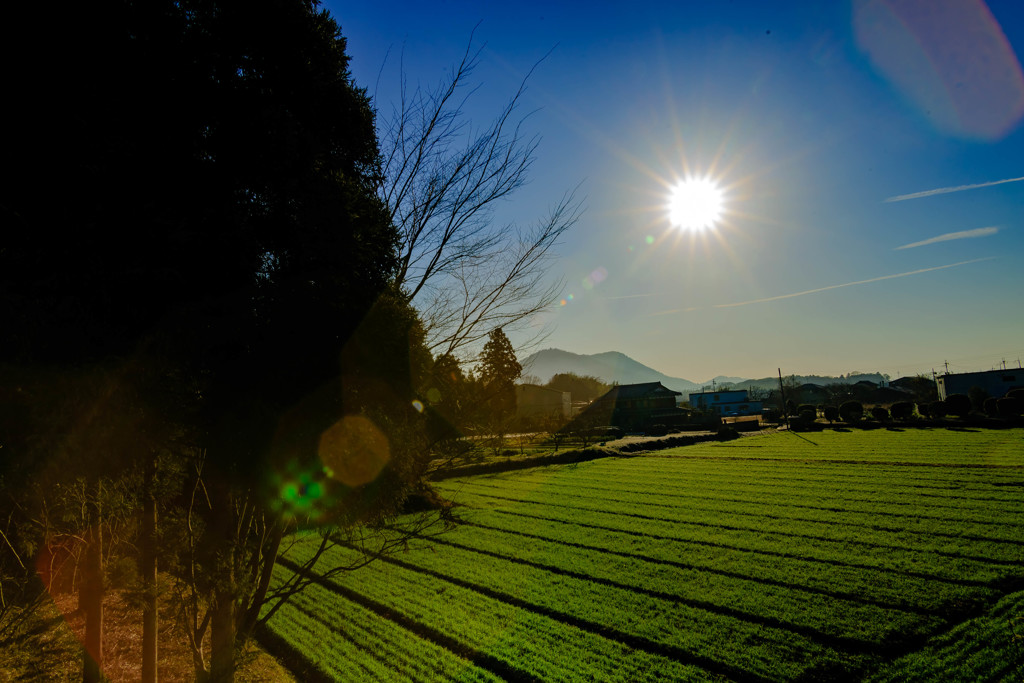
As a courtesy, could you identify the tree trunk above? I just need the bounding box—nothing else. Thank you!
[81,481,103,683]
[141,457,158,683]
[209,482,236,683]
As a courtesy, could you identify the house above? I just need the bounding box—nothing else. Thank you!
[571,382,684,431]
[689,389,762,417]
[936,368,1023,401]
[515,384,571,419]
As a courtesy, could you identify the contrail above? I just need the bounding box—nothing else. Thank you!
[885,176,1024,202]
[715,258,993,308]
[895,226,998,250]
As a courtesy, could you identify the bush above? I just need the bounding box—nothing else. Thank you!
[797,404,817,417]
[797,407,817,424]
[944,393,972,418]
[890,401,913,420]
[870,406,889,421]
[716,425,739,441]
[822,405,839,423]
[983,397,1000,416]
[646,424,668,437]
[838,401,863,423]
[997,397,1022,418]
[1007,389,1024,401]
[928,401,947,419]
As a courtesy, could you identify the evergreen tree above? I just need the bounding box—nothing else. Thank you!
[478,329,522,419]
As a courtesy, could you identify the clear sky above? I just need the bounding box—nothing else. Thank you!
[325,0,1024,383]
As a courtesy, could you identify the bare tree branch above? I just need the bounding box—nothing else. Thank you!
[377,36,582,358]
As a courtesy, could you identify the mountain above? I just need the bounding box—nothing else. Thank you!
[520,348,891,395]
[520,349,702,394]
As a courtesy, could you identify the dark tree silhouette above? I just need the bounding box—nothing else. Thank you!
[3,2,437,681]
[478,328,523,420]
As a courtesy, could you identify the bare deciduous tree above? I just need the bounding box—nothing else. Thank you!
[377,38,581,358]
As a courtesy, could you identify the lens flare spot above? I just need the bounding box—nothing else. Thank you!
[645,235,655,245]
[411,399,425,412]
[318,415,390,487]
[426,387,442,403]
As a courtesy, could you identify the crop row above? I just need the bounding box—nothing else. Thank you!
[398,515,942,645]
[446,479,1024,557]
[663,430,1024,466]
[446,507,989,614]
[462,469,1024,526]
[263,564,501,682]
[438,485,1022,578]
[286,536,855,681]
[541,459,1024,508]
[280,537,719,682]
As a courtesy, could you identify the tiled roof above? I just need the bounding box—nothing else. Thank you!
[596,382,681,400]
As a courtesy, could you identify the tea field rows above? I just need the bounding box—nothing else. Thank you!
[264,428,1024,681]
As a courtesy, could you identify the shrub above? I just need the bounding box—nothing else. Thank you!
[944,393,972,418]
[928,401,947,419]
[797,407,817,424]
[838,400,863,423]
[997,397,1022,417]
[646,424,667,437]
[1007,389,1024,401]
[822,405,839,423]
[984,397,1000,417]
[716,425,739,441]
[797,404,817,417]
[870,406,889,421]
[890,401,913,420]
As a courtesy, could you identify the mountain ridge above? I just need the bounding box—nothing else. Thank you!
[520,348,889,395]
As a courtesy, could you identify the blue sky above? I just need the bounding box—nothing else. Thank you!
[325,0,1024,382]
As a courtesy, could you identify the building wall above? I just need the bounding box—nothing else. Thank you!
[689,390,761,416]
[937,369,1023,400]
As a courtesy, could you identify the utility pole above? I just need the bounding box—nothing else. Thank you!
[943,360,949,375]
[777,368,789,429]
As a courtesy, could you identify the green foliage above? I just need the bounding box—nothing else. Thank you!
[944,393,972,418]
[545,373,610,403]
[889,401,913,421]
[271,429,1024,682]
[928,401,948,419]
[839,400,863,422]
[870,406,889,422]
[477,329,522,420]
[983,397,1000,417]
[997,397,1022,418]
[823,405,840,423]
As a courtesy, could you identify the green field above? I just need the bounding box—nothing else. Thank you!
[265,428,1024,681]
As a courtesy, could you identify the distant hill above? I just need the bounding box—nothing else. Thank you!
[520,349,702,394]
[520,348,889,396]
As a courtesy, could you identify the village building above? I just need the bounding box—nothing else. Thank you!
[688,389,762,417]
[936,368,1023,400]
[571,382,685,432]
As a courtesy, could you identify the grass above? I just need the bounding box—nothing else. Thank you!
[271,427,1024,681]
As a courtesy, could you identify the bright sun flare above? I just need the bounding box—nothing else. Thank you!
[668,178,723,231]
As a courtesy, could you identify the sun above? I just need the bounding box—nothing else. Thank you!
[667,178,723,231]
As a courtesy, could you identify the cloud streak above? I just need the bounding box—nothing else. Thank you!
[895,226,999,250]
[885,176,1024,202]
[716,258,993,309]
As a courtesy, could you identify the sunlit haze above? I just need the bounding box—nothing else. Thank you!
[332,0,1024,382]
